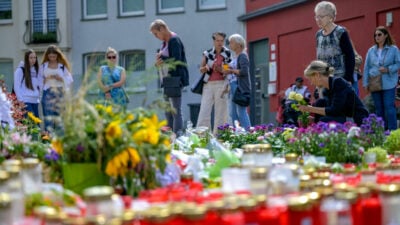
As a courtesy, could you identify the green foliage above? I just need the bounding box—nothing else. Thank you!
[384,129,400,154]
[364,146,388,163]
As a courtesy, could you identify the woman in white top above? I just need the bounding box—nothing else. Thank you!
[39,45,73,133]
[13,49,41,118]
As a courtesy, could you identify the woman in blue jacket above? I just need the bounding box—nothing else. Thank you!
[363,26,400,130]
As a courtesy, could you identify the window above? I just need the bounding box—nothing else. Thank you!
[0,0,12,23]
[119,0,144,17]
[197,0,226,10]
[120,50,146,92]
[83,0,107,20]
[158,0,184,14]
[0,59,14,92]
[83,52,106,93]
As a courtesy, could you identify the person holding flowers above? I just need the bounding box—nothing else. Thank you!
[298,60,368,126]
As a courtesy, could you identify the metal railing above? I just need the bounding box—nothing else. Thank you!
[23,19,61,44]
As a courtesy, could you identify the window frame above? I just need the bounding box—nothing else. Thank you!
[197,0,226,11]
[157,0,184,14]
[120,50,147,93]
[0,0,12,24]
[82,52,106,94]
[118,0,145,17]
[82,0,107,20]
[0,58,14,91]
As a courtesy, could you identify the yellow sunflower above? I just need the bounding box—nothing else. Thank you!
[27,112,42,124]
[51,139,63,154]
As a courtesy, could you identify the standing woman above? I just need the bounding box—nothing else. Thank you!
[363,26,400,130]
[150,19,189,136]
[13,49,41,118]
[97,47,127,108]
[40,45,73,133]
[315,1,355,84]
[224,34,251,129]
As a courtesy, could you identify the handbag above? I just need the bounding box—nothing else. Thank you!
[191,73,205,95]
[162,76,181,97]
[233,86,250,107]
[368,74,382,92]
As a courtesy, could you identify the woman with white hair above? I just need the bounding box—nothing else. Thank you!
[315,1,355,84]
[223,33,251,129]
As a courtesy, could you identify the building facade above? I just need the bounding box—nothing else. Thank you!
[240,0,400,125]
[0,0,245,127]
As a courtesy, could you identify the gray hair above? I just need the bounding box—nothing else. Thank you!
[304,60,335,78]
[314,1,336,19]
[229,34,246,49]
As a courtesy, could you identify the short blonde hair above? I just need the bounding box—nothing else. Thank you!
[229,34,246,49]
[106,47,117,57]
[314,1,336,19]
[149,19,169,31]
[304,60,335,78]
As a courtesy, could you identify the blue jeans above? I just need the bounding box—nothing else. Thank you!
[42,87,64,134]
[25,103,39,118]
[229,81,251,129]
[165,96,183,136]
[371,88,397,130]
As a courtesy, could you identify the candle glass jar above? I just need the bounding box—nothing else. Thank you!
[83,186,115,219]
[379,183,400,225]
[0,193,13,225]
[21,158,42,194]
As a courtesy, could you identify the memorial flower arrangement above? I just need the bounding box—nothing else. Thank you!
[48,84,171,195]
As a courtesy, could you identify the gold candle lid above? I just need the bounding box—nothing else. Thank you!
[182,205,207,220]
[287,195,311,211]
[83,186,114,201]
[0,170,10,182]
[285,153,298,162]
[250,167,268,179]
[22,158,40,168]
[334,191,358,203]
[379,184,400,194]
[256,143,272,153]
[0,193,11,208]
[241,144,257,153]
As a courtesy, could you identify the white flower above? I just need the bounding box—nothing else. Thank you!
[347,126,361,138]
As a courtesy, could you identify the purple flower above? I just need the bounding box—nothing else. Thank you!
[45,149,60,161]
[76,144,85,152]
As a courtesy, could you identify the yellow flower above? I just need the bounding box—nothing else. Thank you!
[51,139,63,154]
[105,121,122,145]
[288,91,296,100]
[27,112,42,124]
[126,113,135,121]
[165,153,171,163]
[105,147,141,177]
[105,105,113,115]
[294,93,304,102]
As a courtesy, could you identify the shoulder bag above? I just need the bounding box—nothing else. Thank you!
[368,75,382,92]
[162,76,181,97]
[233,81,250,107]
[191,73,205,95]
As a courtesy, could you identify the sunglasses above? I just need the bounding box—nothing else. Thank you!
[375,33,383,37]
[107,55,116,59]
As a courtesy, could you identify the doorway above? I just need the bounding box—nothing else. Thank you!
[249,39,270,125]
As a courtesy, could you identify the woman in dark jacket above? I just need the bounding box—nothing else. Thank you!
[150,19,189,136]
[298,60,369,126]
